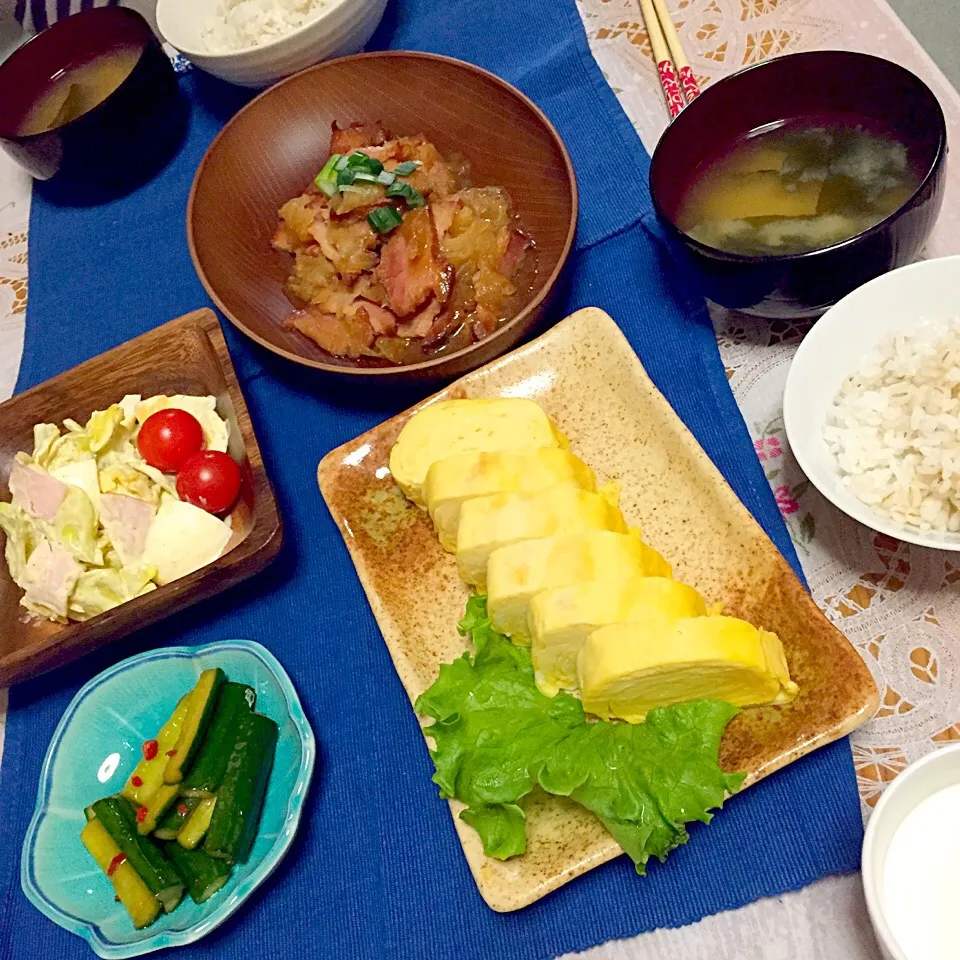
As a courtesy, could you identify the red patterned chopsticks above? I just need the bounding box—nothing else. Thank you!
[638,0,701,119]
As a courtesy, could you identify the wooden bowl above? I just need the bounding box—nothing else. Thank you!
[187,51,578,383]
[0,310,282,684]
[649,51,948,319]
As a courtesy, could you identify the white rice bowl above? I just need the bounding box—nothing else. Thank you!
[156,0,388,88]
[824,321,960,533]
[201,0,329,52]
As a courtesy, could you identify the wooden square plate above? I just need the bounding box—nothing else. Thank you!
[0,309,282,685]
[317,307,878,912]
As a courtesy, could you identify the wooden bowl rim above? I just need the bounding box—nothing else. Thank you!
[186,49,579,377]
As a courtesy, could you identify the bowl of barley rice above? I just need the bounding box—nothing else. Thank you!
[784,254,960,550]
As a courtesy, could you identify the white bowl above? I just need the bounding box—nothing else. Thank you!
[783,254,960,551]
[862,744,960,960]
[156,0,388,87]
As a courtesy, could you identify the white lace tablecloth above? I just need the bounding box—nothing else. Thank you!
[3,0,960,955]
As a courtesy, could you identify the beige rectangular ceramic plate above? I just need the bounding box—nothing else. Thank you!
[317,307,878,912]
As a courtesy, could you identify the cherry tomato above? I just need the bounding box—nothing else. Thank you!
[137,409,204,472]
[176,451,241,514]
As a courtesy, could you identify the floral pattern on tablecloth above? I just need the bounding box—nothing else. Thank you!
[0,212,27,316]
[0,162,28,426]
[0,165,28,765]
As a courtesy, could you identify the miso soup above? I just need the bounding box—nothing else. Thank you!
[15,43,142,137]
[675,117,921,256]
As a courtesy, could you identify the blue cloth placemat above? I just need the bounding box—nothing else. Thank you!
[0,2,864,958]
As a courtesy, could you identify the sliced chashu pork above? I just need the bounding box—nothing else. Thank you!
[284,306,377,358]
[375,206,452,320]
[329,120,389,155]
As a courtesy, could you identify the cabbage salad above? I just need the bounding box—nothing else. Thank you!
[0,395,234,623]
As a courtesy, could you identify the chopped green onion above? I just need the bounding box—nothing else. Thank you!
[337,167,357,186]
[315,154,342,197]
[392,160,422,176]
[333,155,350,172]
[377,170,396,185]
[317,154,342,179]
[367,206,404,234]
[386,180,426,208]
[346,151,384,175]
[351,171,384,184]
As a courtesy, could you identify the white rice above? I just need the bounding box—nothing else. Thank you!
[823,319,960,534]
[200,0,328,53]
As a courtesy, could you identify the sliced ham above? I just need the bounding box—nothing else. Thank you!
[284,306,376,358]
[375,232,413,313]
[278,126,526,363]
[329,185,388,217]
[364,138,460,197]
[272,223,297,253]
[307,216,378,282]
[397,299,442,338]
[363,141,403,163]
[351,299,397,336]
[9,460,68,521]
[500,229,532,277]
[375,207,452,318]
[22,540,82,619]
[431,199,460,241]
[329,121,389,156]
[471,305,501,340]
[99,493,156,566]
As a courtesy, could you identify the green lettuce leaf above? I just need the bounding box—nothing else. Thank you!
[84,404,125,453]
[31,423,61,465]
[459,803,527,860]
[48,485,101,565]
[68,563,158,621]
[0,501,39,585]
[32,404,130,473]
[416,596,745,874]
[32,422,93,471]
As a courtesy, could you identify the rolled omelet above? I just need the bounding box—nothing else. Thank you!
[388,398,567,507]
[578,615,799,723]
[487,530,672,641]
[456,485,627,590]
[530,577,706,696]
[424,448,595,552]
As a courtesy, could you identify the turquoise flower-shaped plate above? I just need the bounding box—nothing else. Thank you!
[21,640,315,957]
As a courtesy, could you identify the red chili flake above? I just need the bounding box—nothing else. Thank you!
[107,853,126,877]
[166,749,177,757]
[177,803,189,816]
[130,775,143,787]
[135,806,149,824]
[141,739,158,761]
